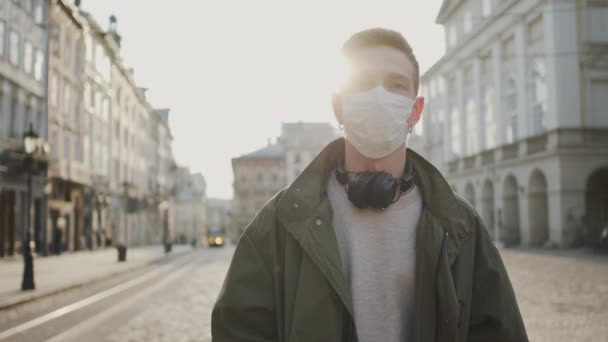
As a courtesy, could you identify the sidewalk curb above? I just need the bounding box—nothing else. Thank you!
[0,247,193,311]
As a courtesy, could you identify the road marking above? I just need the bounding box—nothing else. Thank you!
[0,252,197,340]
[46,254,202,342]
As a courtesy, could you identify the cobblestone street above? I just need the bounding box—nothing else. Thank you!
[4,246,607,341]
[503,248,608,342]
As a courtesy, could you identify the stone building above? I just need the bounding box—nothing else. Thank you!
[232,140,286,237]
[0,0,48,257]
[281,122,339,184]
[231,122,339,237]
[172,167,206,245]
[415,0,608,247]
[46,0,89,253]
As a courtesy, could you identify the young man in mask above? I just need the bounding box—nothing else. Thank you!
[212,28,528,342]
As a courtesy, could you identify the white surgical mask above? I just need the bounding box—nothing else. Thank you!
[341,86,415,158]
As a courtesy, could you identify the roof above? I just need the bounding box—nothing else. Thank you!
[240,143,285,159]
[435,0,462,24]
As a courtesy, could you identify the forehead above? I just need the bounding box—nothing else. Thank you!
[347,46,415,80]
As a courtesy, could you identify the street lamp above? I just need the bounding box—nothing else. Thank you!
[22,124,47,291]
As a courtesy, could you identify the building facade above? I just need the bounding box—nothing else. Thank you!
[231,122,339,237]
[415,0,608,247]
[173,167,206,245]
[1,1,178,258]
[0,0,48,257]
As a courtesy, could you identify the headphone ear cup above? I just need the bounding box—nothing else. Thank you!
[370,172,399,209]
[347,172,375,209]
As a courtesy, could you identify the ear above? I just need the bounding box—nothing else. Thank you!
[332,93,343,126]
[407,96,425,130]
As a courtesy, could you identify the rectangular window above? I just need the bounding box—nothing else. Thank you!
[448,25,458,47]
[24,41,33,74]
[34,50,43,80]
[450,107,461,158]
[9,31,20,66]
[464,11,473,34]
[64,134,71,161]
[34,0,44,24]
[590,80,608,127]
[84,82,91,109]
[482,0,492,18]
[85,34,93,62]
[50,73,58,107]
[64,32,71,68]
[50,128,58,159]
[63,83,71,115]
[585,7,608,43]
[0,21,5,56]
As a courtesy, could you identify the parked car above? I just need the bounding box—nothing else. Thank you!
[207,226,226,247]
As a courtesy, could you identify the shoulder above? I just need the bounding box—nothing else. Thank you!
[241,187,288,243]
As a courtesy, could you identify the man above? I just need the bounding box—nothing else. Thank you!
[212,28,528,342]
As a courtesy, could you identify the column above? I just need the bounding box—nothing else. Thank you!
[515,20,528,140]
[456,69,466,157]
[473,56,484,152]
[543,0,581,130]
[492,41,504,146]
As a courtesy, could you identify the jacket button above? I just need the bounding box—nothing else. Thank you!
[292,203,299,209]
[448,250,454,257]
[459,232,465,239]
[315,218,322,226]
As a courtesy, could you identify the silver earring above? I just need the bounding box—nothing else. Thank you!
[339,123,344,131]
[408,126,413,134]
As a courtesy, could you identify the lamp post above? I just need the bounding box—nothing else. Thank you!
[22,124,48,291]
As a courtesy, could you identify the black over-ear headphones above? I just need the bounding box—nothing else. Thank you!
[335,157,416,210]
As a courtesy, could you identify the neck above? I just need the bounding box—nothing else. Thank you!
[344,140,407,178]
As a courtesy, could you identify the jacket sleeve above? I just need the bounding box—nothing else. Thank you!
[211,229,276,342]
[468,217,529,342]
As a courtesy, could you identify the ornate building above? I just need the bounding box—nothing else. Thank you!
[413,0,608,247]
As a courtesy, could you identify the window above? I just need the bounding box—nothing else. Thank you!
[50,73,58,108]
[34,0,44,24]
[450,107,461,158]
[528,58,547,135]
[448,25,457,47]
[482,0,492,18]
[9,31,20,66]
[85,34,93,62]
[95,91,101,115]
[464,11,473,34]
[50,128,58,159]
[83,82,91,109]
[465,97,477,154]
[64,134,71,160]
[590,80,608,127]
[63,83,71,115]
[25,0,33,14]
[0,21,5,56]
[102,98,110,120]
[74,135,82,162]
[24,41,33,74]
[64,32,71,67]
[585,7,608,43]
[503,77,518,143]
[34,50,43,80]
[115,121,120,138]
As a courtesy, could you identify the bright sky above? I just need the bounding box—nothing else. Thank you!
[82,0,446,199]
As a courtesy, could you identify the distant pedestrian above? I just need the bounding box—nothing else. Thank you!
[212,28,528,342]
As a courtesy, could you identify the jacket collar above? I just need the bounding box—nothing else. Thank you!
[276,137,468,229]
[275,138,471,318]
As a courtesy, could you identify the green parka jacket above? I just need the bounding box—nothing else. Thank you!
[212,138,528,342]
